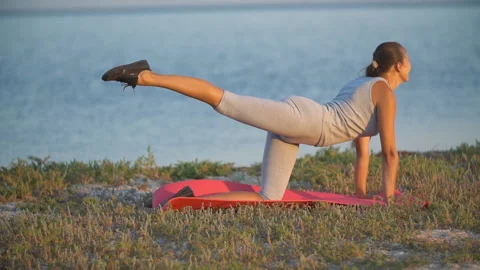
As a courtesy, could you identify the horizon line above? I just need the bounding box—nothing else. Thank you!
[1,0,478,15]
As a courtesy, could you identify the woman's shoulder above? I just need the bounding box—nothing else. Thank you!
[371,78,394,106]
[341,76,384,92]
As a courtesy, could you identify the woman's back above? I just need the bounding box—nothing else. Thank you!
[319,76,388,146]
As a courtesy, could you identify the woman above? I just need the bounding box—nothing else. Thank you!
[102,41,411,205]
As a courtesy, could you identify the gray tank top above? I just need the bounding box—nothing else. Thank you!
[317,76,388,147]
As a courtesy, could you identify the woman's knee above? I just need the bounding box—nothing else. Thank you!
[259,189,283,201]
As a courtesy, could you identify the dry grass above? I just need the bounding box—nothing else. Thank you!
[0,142,479,269]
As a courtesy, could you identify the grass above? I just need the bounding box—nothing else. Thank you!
[0,141,479,269]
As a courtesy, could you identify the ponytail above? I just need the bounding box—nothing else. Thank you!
[365,42,405,77]
[365,63,379,77]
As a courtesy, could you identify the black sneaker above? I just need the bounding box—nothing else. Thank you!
[101,60,151,91]
[160,186,195,207]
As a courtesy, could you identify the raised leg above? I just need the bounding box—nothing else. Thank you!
[138,71,323,141]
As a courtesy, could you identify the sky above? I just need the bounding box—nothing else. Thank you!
[0,0,466,11]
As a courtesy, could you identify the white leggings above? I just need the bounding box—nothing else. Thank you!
[214,90,324,200]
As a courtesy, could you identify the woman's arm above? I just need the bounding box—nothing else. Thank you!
[372,81,399,203]
[354,136,371,198]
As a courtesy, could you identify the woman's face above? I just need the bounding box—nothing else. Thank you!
[398,52,412,82]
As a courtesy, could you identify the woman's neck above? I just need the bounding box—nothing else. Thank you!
[381,73,402,91]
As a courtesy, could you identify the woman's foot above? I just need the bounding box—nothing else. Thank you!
[101,60,151,91]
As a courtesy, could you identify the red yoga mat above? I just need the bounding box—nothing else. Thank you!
[152,179,427,210]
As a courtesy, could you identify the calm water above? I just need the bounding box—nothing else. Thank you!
[1,5,479,167]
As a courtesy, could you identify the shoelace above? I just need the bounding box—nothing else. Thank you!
[119,74,137,94]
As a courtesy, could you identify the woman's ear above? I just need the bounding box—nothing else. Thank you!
[395,61,402,72]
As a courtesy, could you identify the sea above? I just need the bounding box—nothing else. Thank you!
[1,3,479,167]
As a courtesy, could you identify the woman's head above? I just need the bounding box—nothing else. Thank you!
[365,42,411,82]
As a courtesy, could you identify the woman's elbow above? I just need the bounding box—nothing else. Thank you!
[382,150,398,162]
